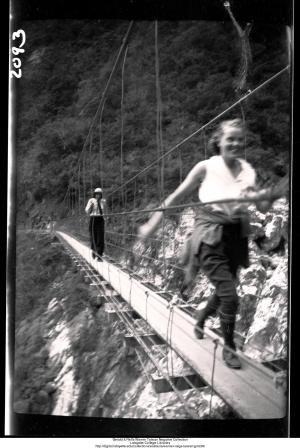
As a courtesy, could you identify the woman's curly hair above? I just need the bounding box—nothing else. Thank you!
[207,118,245,155]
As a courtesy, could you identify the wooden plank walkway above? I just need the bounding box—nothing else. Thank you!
[56,230,286,419]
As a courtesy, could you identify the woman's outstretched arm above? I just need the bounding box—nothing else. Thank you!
[138,161,206,239]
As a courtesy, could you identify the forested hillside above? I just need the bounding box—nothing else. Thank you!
[15,19,290,223]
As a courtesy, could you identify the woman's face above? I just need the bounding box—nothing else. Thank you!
[219,126,244,161]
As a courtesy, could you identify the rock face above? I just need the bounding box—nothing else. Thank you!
[242,200,288,362]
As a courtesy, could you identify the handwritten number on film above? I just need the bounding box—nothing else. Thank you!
[10,30,26,78]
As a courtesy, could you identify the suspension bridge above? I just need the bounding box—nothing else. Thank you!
[51,228,286,419]
[44,13,290,420]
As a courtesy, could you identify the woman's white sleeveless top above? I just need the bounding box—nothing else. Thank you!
[198,155,256,215]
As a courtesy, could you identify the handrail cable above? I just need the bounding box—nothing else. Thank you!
[97,192,285,217]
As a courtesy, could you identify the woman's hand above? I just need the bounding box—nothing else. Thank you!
[138,222,153,241]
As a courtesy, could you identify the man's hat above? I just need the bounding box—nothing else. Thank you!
[94,187,102,193]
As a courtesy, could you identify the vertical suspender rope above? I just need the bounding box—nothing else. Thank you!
[66,190,70,215]
[78,164,81,233]
[133,179,137,210]
[99,97,106,191]
[209,339,219,418]
[120,36,127,250]
[155,21,165,201]
[89,133,93,191]
[203,129,207,160]
[120,45,129,208]
[178,147,183,183]
[155,20,167,281]
[71,188,74,216]
[155,21,162,202]
[82,153,85,209]
[286,26,292,69]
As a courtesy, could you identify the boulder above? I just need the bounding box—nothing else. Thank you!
[35,390,49,404]
[260,215,284,251]
[45,382,57,394]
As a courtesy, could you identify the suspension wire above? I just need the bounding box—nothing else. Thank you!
[133,179,137,210]
[99,97,106,191]
[166,304,175,377]
[154,20,167,282]
[120,45,129,207]
[96,191,284,218]
[62,21,135,206]
[89,132,93,191]
[82,154,86,209]
[209,338,219,417]
[178,146,183,183]
[155,21,161,202]
[203,129,207,160]
[71,187,75,216]
[106,65,289,200]
[78,164,81,233]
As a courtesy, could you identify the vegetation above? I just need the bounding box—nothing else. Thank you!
[15,19,290,225]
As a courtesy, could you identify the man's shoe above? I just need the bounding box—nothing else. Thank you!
[222,346,241,369]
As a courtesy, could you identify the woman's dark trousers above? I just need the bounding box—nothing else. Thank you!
[196,223,246,350]
[89,216,105,257]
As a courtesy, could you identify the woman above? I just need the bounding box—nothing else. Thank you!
[138,119,286,369]
[85,187,107,260]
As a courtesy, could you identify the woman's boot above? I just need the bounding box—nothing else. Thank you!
[220,320,241,369]
[194,294,219,339]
